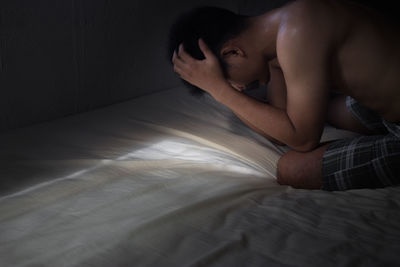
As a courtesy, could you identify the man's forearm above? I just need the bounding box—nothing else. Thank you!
[234,112,285,146]
[214,84,318,151]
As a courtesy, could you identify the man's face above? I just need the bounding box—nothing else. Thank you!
[223,54,270,92]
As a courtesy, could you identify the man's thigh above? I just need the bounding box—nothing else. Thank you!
[278,135,400,191]
[322,134,400,191]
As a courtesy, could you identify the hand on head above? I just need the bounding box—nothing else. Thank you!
[172,38,230,99]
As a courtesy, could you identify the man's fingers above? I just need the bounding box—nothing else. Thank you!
[177,44,195,63]
[172,43,198,83]
[173,47,191,66]
[173,63,187,77]
[172,50,185,68]
[172,55,190,77]
[174,65,190,81]
[173,56,188,72]
[173,64,182,75]
[172,50,182,64]
[172,50,177,63]
[198,38,214,59]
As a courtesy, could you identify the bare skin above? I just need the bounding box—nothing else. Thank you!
[172,0,400,189]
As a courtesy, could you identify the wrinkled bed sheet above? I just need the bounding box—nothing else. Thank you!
[0,87,399,267]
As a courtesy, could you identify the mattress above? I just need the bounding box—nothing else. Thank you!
[1,86,399,267]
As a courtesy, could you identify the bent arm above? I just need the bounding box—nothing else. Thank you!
[216,85,316,151]
[171,4,334,152]
[216,3,335,152]
[234,111,285,145]
[234,65,287,145]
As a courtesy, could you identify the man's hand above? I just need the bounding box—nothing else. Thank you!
[172,38,230,100]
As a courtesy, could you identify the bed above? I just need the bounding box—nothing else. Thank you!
[1,86,399,267]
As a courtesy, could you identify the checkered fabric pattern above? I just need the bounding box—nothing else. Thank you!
[322,96,400,191]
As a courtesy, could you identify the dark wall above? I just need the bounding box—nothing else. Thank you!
[346,0,399,22]
[0,0,395,132]
[0,0,293,132]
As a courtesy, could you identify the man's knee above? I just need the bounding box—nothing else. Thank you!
[277,146,327,189]
[277,153,288,184]
[277,151,300,186]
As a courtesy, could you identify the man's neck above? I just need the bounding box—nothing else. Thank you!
[244,8,284,60]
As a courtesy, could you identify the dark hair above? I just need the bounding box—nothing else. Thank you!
[168,6,249,97]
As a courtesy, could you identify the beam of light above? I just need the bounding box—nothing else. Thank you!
[0,139,264,201]
[117,139,264,176]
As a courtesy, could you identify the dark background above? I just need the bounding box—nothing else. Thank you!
[0,0,396,132]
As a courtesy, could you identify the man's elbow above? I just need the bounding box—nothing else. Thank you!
[290,138,320,152]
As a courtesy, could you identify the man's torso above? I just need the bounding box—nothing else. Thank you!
[270,0,400,122]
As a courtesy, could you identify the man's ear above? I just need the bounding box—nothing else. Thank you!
[220,44,245,59]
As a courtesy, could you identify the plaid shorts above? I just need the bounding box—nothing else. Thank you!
[322,96,400,191]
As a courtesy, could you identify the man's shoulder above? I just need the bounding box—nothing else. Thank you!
[282,0,338,26]
[278,0,339,45]
[276,0,342,81]
[283,0,336,12]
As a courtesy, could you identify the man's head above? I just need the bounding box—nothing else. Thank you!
[168,6,270,96]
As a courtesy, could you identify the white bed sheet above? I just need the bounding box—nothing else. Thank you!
[0,86,399,267]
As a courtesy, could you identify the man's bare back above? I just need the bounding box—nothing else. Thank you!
[277,0,400,122]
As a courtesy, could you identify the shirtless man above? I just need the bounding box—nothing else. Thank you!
[169,0,400,190]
